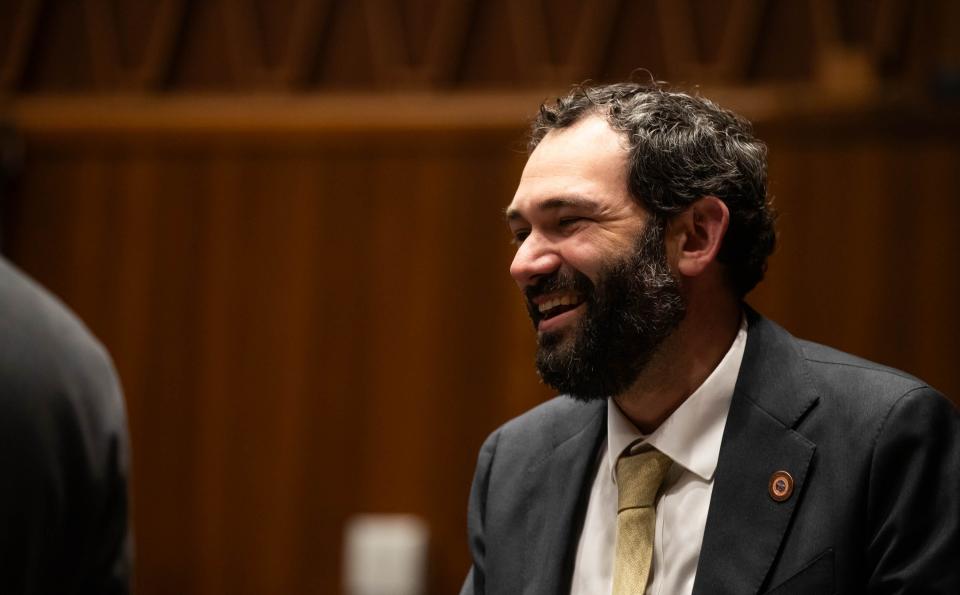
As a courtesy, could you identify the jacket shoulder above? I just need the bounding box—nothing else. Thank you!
[489,396,605,456]
[0,259,118,396]
[797,339,933,403]
[0,259,131,595]
[739,310,949,439]
[0,259,125,448]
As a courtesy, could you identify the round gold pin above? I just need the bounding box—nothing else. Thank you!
[769,470,794,502]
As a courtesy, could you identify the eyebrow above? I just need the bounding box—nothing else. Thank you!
[504,195,598,223]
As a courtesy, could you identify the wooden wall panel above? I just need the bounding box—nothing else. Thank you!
[3,0,958,93]
[752,122,960,401]
[1,2,958,594]
[3,130,550,594]
[2,110,957,594]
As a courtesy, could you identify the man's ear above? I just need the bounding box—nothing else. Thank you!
[668,196,729,278]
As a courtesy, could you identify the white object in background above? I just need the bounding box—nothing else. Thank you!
[343,514,429,595]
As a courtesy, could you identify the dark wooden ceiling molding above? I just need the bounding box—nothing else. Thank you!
[557,0,623,83]
[810,0,880,93]
[362,0,476,87]
[507,0,559,84]
[935,0,960,68]
[281,0,337,87]
[507,0,627,85]
[871,0,909,71]
[83,0,186,91]
[6,92,552,137]
[220,0,335,89]
[809,0,843,51]
[656,0,767,83]
[10,85,953,140]
[655,0,702,80]
[0,0,43,94]
[0,0,950,94]
[712,0,766,82]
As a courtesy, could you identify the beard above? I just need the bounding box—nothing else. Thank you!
[525,220,686,401]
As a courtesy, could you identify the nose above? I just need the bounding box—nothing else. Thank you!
[510,232,562,288]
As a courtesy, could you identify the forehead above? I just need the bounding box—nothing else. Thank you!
[507,115,633,219]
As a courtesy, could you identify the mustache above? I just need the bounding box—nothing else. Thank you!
[524,269,593,303]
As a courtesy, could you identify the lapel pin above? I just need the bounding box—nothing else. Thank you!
[768,470,794,502]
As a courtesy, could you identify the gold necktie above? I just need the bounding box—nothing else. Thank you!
[612,449,672,594]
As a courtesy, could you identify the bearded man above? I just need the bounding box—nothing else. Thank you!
[460,83,959,595]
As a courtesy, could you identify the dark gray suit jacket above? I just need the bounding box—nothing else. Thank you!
[0,258,130,594]
[462,310,959,594]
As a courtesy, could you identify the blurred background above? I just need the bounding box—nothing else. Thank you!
[0,1,958,593]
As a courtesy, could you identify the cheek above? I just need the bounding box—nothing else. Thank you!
[583,225,639,254]
[557,247,605,285]
[562,231,635,278]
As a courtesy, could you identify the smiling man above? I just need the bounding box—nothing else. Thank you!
[461,83,959,594]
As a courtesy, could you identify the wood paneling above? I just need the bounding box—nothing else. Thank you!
[2,127,550,594]
[752,118,960,401]
[2,104,957,594]
[2,0,957,93]
[1,1,958,594]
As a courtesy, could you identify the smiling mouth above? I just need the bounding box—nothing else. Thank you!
[537,293,585,321]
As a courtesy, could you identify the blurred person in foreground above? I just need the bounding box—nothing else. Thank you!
[461,82,958,594]
[0,256,131,594]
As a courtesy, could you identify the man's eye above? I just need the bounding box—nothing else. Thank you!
[511,230,530,245]
[558,217,583,228]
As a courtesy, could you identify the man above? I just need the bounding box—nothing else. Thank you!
[461,83,959,594]
[0,256,131,594]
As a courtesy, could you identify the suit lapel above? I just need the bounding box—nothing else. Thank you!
[692,311,819,595]
[522,400,606,595]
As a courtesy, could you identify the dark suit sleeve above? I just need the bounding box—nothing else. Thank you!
[0,259,131,594]
[69,351,131,595]
[460,428,501,595]
[866,387,959,593]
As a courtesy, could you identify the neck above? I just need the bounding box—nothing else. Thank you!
[613,293,741,434]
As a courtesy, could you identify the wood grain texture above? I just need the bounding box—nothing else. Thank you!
[3,112,958,594]
[1,0,955,93]
[0,2,958,594]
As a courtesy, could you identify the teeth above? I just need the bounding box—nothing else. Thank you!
[538,294,580,313]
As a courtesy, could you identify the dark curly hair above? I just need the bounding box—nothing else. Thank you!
[530,82,777,297]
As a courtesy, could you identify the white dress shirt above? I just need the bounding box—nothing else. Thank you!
[570,318,748,595]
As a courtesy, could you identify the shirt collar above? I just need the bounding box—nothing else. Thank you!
[607,315,748,483]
